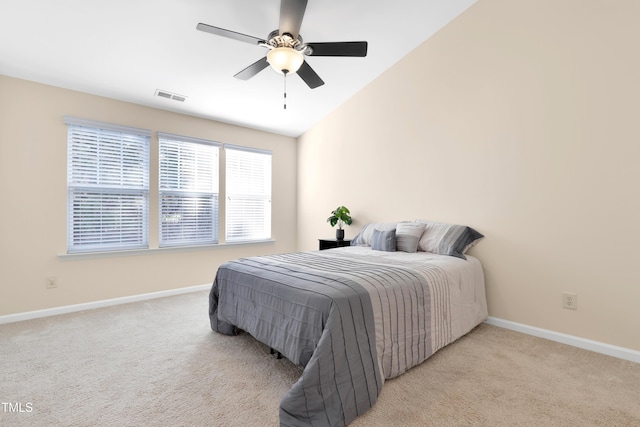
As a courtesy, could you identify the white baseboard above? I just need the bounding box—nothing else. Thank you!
[0,283,212,325]
[485,317,640,364]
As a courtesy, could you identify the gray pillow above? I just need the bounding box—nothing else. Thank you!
[351,222,398,246]
[371,228,396,252]
[415,220,484,259]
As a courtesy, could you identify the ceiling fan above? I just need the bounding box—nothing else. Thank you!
[196,0,368,91]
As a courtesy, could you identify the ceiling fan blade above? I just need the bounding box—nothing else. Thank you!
[297,61,324,89]
[279,0,308,39]
[234,57,270,80]
[306,41,368,57]
[196,23,265,46]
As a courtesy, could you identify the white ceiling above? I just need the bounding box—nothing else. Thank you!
[0,0,476,137]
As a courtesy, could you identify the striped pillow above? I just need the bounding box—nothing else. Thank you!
[351,222,398,246]
[395,222,425,253]
[415,220,483,259]
[371,228,396,252]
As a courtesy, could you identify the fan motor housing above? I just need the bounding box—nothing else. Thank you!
[267,29,306,52]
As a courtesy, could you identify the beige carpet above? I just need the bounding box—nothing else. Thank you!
[1,290,639,426]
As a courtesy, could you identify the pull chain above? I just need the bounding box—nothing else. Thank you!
[283,70,288,110]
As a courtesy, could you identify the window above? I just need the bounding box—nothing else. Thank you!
[66,117,150,253]
[65,117,271,252]
[225,145,272,242]
[158,133,220,247]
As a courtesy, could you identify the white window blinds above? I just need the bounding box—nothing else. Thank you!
[159,133,220,246]
[66,117,150,253]
[225,145,272,242]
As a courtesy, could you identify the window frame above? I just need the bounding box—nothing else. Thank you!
[158,132,221,248]
[65,116,151,254]
[224,144,272,243]
[64,117,275,255]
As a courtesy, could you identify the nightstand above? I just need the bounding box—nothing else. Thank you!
[318,238,351,250]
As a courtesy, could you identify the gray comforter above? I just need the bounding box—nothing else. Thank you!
[209,249,454,426]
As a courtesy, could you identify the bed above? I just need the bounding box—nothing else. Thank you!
[209,221,487,427]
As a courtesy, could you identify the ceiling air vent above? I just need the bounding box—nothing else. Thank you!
[155,89,187,102]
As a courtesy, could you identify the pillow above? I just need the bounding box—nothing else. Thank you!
[350,222,398,246]
[371,228,396,252]
[395,222,425,253]
[415,220,484,259]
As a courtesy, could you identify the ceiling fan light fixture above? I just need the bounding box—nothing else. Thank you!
[267,47,304,74]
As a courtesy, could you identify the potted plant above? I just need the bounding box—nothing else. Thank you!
[327,206,353,241]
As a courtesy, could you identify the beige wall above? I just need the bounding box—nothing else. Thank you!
[0,75,297,315]
[297,0,640,351]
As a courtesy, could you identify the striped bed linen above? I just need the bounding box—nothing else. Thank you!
[209,246,487,427]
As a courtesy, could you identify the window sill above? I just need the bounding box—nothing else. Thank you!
[58,239,276,260]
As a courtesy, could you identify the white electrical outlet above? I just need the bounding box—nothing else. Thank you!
[562,292,577,310]
[46,276,58,289]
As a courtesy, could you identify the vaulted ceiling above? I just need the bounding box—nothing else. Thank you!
[0,0,476,137]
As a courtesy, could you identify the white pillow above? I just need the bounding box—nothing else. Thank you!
[395,222,425,253]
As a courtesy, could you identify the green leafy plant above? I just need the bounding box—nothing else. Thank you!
[327,206,353,230]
